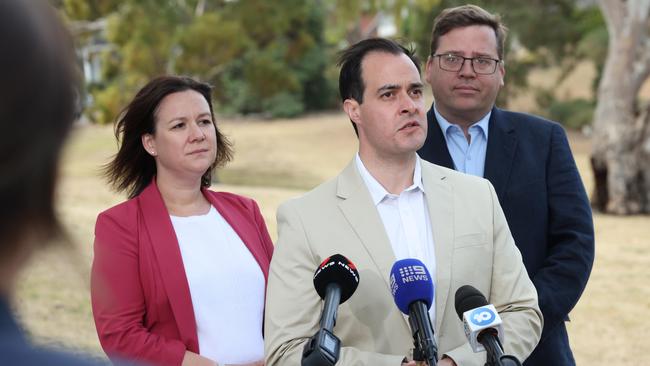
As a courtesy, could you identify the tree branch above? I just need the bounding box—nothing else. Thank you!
[630,2,650,91]
[633,35,650,92]
[599,0,625,36]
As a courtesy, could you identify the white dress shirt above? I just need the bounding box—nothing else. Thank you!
[355,154,436,322]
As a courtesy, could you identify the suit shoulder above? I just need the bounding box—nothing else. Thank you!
[97,197,138,226]
[499,108,562,131]
[422,160,494,195]
[94,198,141,244]
[205,189,258,210]
[277,176,338,212]
[423,160,488,184]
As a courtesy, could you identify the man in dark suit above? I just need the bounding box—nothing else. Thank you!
[417,5,595,366]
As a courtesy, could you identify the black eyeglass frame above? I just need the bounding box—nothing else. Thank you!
[432,53,502,75]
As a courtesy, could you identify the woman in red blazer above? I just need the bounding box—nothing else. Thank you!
[91,76,273,366]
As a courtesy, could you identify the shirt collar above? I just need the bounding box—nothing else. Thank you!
[433,105,491,138]
[355,153,424,206]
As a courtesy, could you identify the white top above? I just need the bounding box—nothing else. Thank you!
[170,206,265,364]
[355,154,437,322]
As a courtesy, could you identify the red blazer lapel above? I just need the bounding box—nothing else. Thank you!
[204,189,271,281]
[138,181,199,353]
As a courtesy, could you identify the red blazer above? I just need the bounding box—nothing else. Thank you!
[91,181,274,366]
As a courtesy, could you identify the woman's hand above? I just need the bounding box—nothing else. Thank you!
[225,361,264,366]
[182,351,217,366]
[182,351,265,366]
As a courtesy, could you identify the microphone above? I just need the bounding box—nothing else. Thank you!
[390,259,437,366]
[301,254,360,366]
[454,285,521,366]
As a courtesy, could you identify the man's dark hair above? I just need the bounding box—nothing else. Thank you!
[0,0,79,254]
[103,76,234,199]
[338,38,421,135]
[430,5,508,60]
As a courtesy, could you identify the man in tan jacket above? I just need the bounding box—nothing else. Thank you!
[264,38,542,366]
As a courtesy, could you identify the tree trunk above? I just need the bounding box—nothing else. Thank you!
[591,0,650,214]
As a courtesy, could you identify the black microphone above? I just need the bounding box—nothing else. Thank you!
[301,254,360,366]
[454,285,522,366]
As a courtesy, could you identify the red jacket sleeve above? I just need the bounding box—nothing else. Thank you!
[91,207,186,366]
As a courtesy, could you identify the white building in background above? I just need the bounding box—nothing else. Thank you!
[69,18,111,85]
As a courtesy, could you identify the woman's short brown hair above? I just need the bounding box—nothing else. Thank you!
[104,76,233,199]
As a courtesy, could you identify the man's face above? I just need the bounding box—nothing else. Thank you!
[344,51,427,161]
[425,25,505,125]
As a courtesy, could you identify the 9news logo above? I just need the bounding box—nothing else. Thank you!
[469,307,496,326]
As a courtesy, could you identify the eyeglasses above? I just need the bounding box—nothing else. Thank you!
[432,53,501,75]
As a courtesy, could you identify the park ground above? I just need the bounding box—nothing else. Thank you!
[13,110,649,365]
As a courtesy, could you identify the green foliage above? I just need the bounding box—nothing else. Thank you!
[262,92,306,119]
[87,80,128,125]
[175,12,250,80]
[223,0,334,117]
[62,0,120,20]
[536,89,594,130]
[65,0,332,122]
[62,0,606,122]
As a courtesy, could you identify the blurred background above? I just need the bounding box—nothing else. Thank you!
[14,1,649,365]
[62,0,607,125]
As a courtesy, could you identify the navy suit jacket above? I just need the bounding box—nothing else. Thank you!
[418,106,595,366]
[0,297,109,366]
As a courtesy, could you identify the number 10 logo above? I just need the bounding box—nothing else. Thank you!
[470,307,495,326]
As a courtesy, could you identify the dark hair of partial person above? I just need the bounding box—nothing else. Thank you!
[337,37,421,135]
[103,76,233,199]
[0,0,79,256]
[430,4,508,60]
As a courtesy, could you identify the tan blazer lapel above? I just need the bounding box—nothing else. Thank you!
[335,160,414,334]
[421,161,455,332]
[336,161,397,292]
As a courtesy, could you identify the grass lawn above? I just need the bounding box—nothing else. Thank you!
[13,111,649,365]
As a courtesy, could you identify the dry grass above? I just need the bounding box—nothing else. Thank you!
[12,112,649,365]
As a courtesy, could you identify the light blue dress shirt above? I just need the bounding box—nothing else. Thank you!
[433,107,491,177]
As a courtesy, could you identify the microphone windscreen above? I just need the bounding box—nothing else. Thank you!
[454,285,489,320]
[389,258,434,314]
[313,254,360,304]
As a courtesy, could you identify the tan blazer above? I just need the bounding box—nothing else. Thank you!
[264,158,542,366]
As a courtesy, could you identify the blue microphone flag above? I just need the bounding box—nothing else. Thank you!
[389,258,434,314]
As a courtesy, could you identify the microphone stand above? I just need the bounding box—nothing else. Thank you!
[479,330,521,366]
[408,302,437,366]
[302,284,342,366]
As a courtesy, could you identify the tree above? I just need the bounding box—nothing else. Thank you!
[591,0,650,214]
[61,0,333,122]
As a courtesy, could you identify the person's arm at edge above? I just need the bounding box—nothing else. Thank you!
[487,180,542,361]
[533,123,594,341]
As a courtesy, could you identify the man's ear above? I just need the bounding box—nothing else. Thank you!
[498,62,506,87]
[343,98,361,124]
